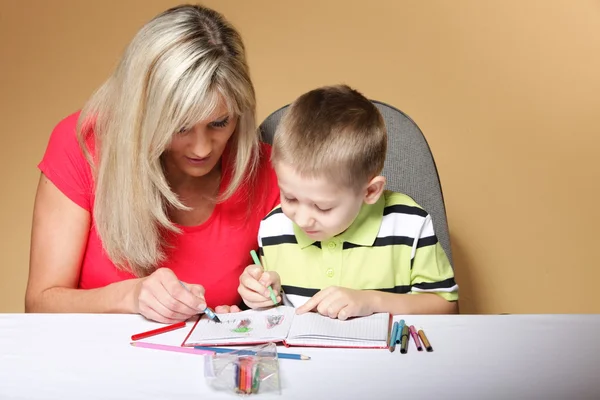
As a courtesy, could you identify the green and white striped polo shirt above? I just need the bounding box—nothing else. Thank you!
[258,190,459,308]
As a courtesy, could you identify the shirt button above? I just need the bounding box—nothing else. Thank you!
[326,268,334,277]
[327,241,336,249]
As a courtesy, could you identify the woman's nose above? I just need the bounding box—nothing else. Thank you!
[189,126,211,158]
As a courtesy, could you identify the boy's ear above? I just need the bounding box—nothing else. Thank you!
[363,176,386,205]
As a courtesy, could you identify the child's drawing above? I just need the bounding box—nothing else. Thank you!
[232,318,252,333]
[266,314,284,329]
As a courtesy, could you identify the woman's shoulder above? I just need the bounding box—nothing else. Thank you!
[48,111,81,142]
[38,110,94,211]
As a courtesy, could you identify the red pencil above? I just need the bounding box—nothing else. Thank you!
[131,321,187,341]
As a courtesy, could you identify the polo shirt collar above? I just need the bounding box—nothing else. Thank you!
[293,194,385,249]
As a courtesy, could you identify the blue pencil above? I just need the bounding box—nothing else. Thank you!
[194,346,310,360]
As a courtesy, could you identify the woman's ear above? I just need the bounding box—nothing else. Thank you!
[363,176,386,204]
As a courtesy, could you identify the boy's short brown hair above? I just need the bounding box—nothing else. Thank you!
[271,84,387,190]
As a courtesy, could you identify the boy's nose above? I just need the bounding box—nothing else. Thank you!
[295,207,314,230]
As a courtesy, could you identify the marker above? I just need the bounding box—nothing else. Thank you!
[389,321,399,352]
[130,321,186,341]
[418,327,433,352]
[250,250,278,305]
[179,280,221,323]
[399,325,410,354]
[409,325,423,351]
[395,319,405,344]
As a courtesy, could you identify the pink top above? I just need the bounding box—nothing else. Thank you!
[38,112,281,308]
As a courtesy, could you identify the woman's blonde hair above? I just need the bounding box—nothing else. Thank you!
[77,4,258,276]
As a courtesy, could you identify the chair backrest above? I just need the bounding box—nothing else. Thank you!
[258,100,454,266]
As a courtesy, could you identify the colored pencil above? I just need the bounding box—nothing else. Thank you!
[131,321,186,341]
[251,362,260,394]
[130,342,215,355]
[250,250,278,305]
[179,280,221,323]
[193,346,311,360]
[245,360,252,394]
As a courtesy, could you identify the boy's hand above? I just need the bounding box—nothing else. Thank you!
[296,286,374,320]
[237,264,282,309]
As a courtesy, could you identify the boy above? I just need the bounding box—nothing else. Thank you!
[238,85,458,319]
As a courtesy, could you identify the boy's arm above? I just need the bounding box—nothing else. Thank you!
[372,214,459,315]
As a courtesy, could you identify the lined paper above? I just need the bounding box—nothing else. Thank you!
[285,312,389,347]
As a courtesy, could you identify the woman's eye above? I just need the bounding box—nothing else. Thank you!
[210,116,230,128]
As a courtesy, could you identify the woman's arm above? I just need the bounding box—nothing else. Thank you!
[25,173,139,313]
[26,173,212,323]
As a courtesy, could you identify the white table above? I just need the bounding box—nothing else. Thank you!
[1,313,599,399]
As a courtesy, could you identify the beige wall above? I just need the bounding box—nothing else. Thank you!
[1,0,599,314]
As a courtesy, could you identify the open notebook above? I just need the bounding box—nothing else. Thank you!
[181,306,391,349]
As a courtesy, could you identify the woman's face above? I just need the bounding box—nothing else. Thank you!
[163,99,238,179]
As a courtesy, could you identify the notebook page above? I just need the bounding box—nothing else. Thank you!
[286,312,389,347]
[184,306,296,345]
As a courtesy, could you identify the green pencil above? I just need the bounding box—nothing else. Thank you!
[250,250,278,305]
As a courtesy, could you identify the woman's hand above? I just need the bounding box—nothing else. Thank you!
[214,305,242,313]
[133,268,206,323]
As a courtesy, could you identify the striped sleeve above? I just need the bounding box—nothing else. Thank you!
[409,214,459,301]
[257,206,286,271]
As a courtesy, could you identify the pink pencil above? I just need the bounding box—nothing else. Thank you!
[130,342,215,355]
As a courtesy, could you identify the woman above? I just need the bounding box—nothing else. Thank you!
[25,4,280,323]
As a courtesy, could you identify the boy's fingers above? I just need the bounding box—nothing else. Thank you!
[246,265,264,279]
[258,271,272,286]
[241,289,272,304]
[296,288,329,314]
[241,273,269,297]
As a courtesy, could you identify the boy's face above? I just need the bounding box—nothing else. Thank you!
[274,162,367,241]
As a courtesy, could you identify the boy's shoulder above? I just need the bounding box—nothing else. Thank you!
[261,203,284,221]
[382,190,427,213]
[258,204,293,237]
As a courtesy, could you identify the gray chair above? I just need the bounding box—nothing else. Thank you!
[258,100,454,267]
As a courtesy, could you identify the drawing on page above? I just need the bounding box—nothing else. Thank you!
[231,318,252,333]
[265,314,285,329]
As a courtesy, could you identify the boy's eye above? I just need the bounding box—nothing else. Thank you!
[210,116,230,128]
[316,206,332,212]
